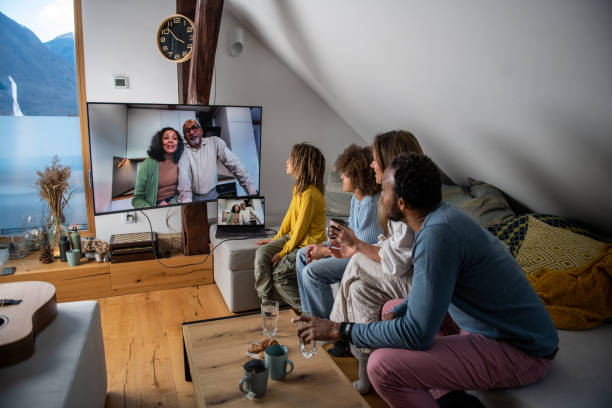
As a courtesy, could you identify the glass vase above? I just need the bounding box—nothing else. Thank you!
[48,219,68,257]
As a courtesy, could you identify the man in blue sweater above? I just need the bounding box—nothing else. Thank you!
[294,153,558,408]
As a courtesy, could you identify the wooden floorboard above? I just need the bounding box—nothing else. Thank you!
[97,284,388,408]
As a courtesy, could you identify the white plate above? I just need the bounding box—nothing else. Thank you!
[246,342,264,360]
[246,341,284,360]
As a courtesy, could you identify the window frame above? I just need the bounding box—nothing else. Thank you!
[73,0,96,236]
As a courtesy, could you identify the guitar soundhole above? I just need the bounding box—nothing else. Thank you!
[0,315,7,329]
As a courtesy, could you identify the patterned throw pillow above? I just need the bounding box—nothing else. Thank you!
[531,213,598,239]
[486,213,599,257]
[486,215,530,256]
[515,215,605,274]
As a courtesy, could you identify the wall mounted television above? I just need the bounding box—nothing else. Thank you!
[87,102,262,216]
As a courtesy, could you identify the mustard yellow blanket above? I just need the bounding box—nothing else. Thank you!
[526,244,612,330]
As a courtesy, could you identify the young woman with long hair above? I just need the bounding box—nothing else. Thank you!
[253,143,327,311]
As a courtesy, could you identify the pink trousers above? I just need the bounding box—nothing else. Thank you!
[367,299,552,408]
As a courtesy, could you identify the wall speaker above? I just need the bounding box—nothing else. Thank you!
[230,27,244,57]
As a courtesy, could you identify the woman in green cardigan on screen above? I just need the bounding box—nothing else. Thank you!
[132,127,185,209]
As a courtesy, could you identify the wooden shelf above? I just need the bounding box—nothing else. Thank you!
[1,250,213,302]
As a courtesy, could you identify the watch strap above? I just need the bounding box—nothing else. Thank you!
[339,322,354,342]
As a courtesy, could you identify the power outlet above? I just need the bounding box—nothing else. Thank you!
[123,212,136,224]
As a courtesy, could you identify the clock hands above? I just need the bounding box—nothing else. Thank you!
[167,28,185,44]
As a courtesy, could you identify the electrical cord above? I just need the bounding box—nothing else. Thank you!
[138,209,276,269]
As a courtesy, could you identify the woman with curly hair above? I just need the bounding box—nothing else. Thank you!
[132,127,184,208]
[254,143,327,311]
[296,144,382,322]
[227,203,241,225]
[325,130,425,388]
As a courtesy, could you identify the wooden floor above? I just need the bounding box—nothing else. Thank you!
[97,284,388,408]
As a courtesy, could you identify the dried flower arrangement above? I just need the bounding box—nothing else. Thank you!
[33,156,73,248]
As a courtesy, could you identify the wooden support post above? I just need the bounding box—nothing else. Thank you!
[177,0,224,104]
[181,203,210,255]
[176,0,223,252]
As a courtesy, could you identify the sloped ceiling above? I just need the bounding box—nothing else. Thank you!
[226,0,612,235]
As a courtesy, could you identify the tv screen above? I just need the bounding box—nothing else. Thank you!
[87,103,262,215]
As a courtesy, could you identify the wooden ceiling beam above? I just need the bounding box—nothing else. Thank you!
[176,0,224,105]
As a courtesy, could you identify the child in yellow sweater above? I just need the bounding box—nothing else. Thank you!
[254,143,327,311]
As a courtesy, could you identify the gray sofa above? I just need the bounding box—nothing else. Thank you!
[0,301,107,408]
[475,323,612,408]
[210,172,612,406]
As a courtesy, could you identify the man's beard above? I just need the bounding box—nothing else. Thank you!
[189,136,200,147]
[386,200,403,222]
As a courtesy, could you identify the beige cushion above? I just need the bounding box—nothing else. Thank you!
[516,215,605,274]
[325,171,351,217]
[441,179,515,227]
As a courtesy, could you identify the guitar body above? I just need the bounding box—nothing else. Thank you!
[0,281,57,367]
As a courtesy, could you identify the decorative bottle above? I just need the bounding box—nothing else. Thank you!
[70,227,81,253]
[59,235,70,262]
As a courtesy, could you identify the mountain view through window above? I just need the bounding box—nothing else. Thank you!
[0,0,87,234]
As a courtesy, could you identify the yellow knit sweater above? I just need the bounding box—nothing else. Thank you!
[272,185,326,258]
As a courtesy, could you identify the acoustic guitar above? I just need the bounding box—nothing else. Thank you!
[0,281,57,367]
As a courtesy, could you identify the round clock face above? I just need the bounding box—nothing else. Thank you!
[157,14,194,63]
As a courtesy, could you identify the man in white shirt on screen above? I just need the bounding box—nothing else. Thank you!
[239,200,263,225]
[177,119,257,202]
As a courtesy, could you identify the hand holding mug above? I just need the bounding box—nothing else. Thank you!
[328,219,359,249]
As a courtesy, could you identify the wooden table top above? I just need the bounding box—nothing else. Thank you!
[183,309,369,407]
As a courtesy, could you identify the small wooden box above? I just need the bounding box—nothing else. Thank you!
[109,232,158,263]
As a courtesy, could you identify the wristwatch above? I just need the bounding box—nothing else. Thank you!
[339,322,354,342]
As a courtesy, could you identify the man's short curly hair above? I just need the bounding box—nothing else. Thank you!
[390,153,442,211]
[334,144,380,196]
[147,127,184,163]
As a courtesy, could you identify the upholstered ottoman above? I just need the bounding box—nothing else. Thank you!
[210,223,342,313]
[0,300,107,408]
[209,224,275,312]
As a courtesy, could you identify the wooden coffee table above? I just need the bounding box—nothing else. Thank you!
[183,309,369,407]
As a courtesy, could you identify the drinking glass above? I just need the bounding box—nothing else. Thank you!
[298,312,317,359]
[261,300,279,336]
[327,224,340,250]
[327,218,347,250]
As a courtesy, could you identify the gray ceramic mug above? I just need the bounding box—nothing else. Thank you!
[265,344,294,380]
[239,360,268,398]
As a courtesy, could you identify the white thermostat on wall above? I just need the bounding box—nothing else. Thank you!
[113,75,129,89]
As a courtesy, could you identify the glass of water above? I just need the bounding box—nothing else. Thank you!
[261,300,279,336]
[298,312,317,359]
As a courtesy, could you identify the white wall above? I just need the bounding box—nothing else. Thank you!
[227,0,612,235]
[87,103,127,213]
[82,2,365,241]
[212,12,366,216]
[81,0,178,104]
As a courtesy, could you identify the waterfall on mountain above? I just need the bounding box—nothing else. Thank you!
[9,75,23,116]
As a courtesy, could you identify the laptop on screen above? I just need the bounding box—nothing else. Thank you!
[215,196,268,239]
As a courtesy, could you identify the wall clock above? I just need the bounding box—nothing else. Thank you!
[157,14,194,63]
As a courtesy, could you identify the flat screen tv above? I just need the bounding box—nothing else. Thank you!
[87,102,262,215]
